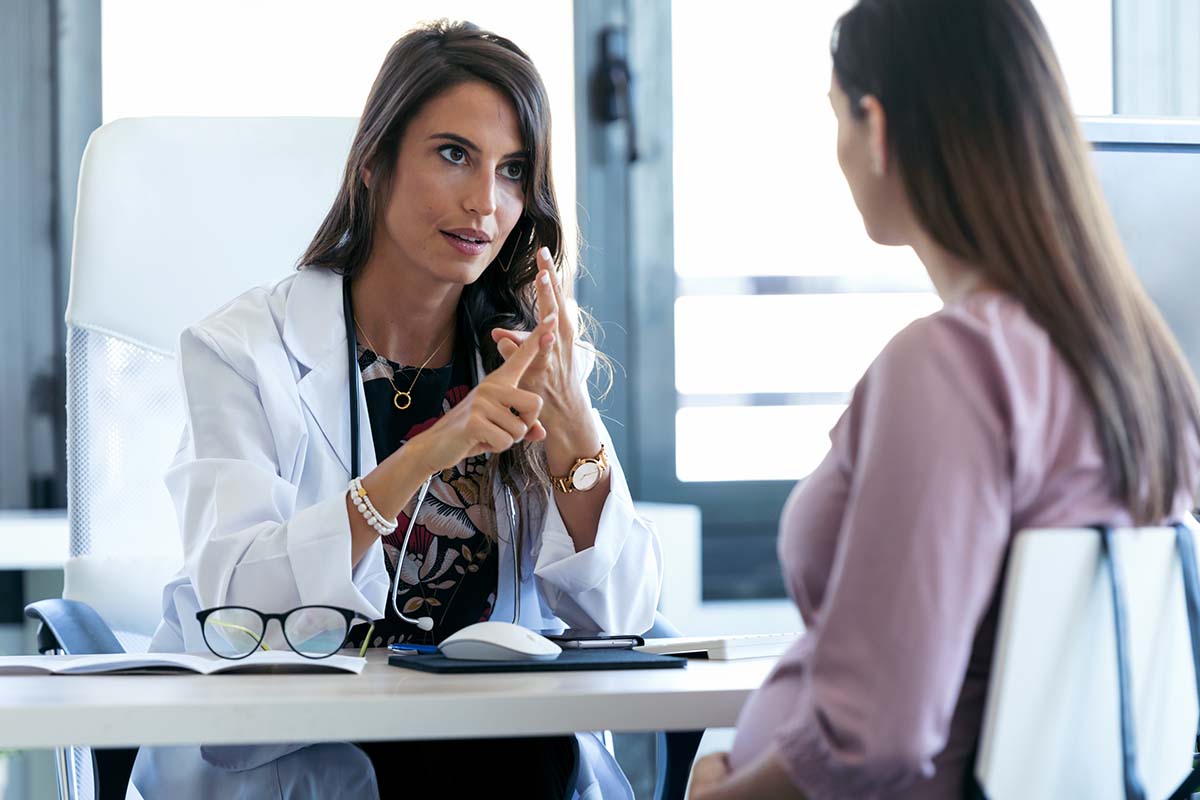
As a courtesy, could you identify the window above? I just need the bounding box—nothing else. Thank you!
[1114,0,1200,116]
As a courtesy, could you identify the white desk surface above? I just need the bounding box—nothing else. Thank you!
[0,510,67,570]
[0,650,775,749]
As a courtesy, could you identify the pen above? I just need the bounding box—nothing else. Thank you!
[387,643,439,654]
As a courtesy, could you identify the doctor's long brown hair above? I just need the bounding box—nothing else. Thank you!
[301,20,593,533]
[833,0,1200,523]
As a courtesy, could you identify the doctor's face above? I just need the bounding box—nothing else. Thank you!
[372,80,527,286]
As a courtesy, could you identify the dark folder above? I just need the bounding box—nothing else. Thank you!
[387,648,686,674]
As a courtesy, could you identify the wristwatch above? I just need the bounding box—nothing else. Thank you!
[552,445,609,494]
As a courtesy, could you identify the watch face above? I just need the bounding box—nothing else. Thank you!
[572,461,602,491]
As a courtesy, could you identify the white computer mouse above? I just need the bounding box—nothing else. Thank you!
[438,621,562,661]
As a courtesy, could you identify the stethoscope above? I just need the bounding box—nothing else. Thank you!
[343,280,521,634]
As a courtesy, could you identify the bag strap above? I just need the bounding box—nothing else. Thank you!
[1098,525,1149,800]
[1167,523,1200,800]
[1172,524,1200,727]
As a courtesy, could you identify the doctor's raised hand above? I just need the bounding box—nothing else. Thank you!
[347,313,556,565]
[411,311,555,467]
[489,247,589,435]
[490,245,610,551]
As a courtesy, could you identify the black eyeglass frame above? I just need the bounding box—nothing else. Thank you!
[195,605,370,660]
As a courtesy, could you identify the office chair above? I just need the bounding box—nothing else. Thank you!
[973,525,1200,799]
[23,117,703,800]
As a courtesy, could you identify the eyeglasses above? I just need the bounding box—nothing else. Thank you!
[195,605,376,660]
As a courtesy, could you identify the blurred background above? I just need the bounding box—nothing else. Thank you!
[1,1,1198,796]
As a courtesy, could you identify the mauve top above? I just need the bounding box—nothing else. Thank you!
[728,291,1199,798]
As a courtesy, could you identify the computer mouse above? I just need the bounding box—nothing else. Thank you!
[438,621,562,661]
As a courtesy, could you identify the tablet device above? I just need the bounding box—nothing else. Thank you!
[387,648,685,673]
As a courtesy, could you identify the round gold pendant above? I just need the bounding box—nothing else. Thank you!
[393,391,412,411]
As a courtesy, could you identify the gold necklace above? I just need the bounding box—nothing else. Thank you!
[356,322,452,411]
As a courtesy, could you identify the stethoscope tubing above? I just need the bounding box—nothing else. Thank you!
[343,279,520,634]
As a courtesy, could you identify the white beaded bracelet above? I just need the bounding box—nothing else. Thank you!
[348,477,398,536]
[350,478,397,535]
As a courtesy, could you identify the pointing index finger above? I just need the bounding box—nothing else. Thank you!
[491,314,555,385]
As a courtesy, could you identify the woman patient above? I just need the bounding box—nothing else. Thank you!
[689,0,1200,797]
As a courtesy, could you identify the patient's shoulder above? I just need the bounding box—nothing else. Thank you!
[873,291,1051,383]
[848,291,1061,442]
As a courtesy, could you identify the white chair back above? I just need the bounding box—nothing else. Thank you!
[975,526,1199,799]
[64,117,358,639]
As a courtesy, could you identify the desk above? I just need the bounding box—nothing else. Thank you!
[0,650,773,749]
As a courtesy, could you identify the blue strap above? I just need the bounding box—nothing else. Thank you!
[1173,524,1200,724]
[1098,525,1148,800]
[1167,524,1200,800]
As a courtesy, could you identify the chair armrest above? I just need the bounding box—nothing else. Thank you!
[24,598,125,655]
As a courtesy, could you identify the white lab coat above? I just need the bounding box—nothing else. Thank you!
[128,267,663,800]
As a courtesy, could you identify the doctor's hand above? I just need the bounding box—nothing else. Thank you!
[405,313,556,475]
[489,246,592,443]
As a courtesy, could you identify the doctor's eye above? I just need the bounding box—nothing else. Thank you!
[500,161,525,182]
[438,145,468,165]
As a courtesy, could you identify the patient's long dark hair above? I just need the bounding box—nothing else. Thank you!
[301,20,593,529]
[832,0,1200,522]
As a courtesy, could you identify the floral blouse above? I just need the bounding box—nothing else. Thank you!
[346,326,498,648]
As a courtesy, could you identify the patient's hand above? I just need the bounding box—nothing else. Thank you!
[688,751,732,798]
[687,748,806,800]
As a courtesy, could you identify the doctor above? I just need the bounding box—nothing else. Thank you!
[129,20,662,800]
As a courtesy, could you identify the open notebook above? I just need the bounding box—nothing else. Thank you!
[0,651,366,675]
